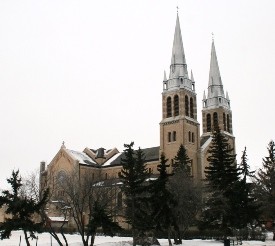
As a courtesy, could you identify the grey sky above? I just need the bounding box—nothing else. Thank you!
[0,0,274,187]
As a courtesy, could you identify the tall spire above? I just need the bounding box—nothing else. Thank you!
[207,40,224,98]
[163,13,194,92]
[203,39,230,110]
[169,13,188,79]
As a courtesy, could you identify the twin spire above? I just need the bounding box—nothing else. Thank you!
[164,12,230,109]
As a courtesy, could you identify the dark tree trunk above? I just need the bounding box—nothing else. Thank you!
[23,230,30,246]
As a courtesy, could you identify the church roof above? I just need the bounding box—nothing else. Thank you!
[200,135,211,147]
[67,149,97,166]
[104,146,160,167]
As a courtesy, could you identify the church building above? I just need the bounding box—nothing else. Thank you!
[39,13,235,229]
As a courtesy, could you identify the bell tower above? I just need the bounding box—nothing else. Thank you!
[202,40,235,148]
[160,14,201,179]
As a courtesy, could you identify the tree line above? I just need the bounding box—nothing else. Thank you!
[0,127,274,245]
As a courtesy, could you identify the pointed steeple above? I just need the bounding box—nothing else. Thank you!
[207,40,225,98]
[164,13,193,92]
[203,39,230,110]
[169,13,188,79]
[170,14,187,67]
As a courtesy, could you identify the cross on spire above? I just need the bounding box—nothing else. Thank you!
[176,6,179,14]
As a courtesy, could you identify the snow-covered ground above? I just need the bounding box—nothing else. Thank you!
[1,231,274,246]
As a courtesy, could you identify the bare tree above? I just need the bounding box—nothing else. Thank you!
[57,167,121,246]
[21,170,69,246]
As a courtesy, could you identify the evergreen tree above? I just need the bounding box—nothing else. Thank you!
[255,140,275,239]
[202,126,239,235]
[173,144,191,175]
[150,153,176,246]
[118,142,150,246]
[0,170,49,246]
[170,144,201,243]
[229,147,259,229]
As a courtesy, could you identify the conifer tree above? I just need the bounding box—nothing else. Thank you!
[255,140,275,239]
[202,126,239,235]
[150,153,176,246]
[230,147,259,229]
[169,145,201,243]
[119,142,150,246]
[0,170,49,246]
[172,144,191,175]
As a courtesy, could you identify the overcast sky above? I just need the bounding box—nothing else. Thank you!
[0,0,274,188]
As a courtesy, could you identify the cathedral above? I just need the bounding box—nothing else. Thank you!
[39,13,235,228]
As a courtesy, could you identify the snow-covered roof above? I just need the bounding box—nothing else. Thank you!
[102,152,123,167]
[67,149,97,165]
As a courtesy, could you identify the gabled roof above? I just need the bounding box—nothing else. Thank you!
[66,149,97,166]
[106,146,160,167]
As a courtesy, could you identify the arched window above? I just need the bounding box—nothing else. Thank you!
[223,113,227,131]
[185,95,189,116]
[105,173,108,180]
[213,112,218,129]
[174,95,179,116]
[190,98,194,118]
[192,132,194,143]
[227,114,230,133]
[168,132,172,142]
[188,131,191,142]
[207,113,211,132]
[167,97,172,118]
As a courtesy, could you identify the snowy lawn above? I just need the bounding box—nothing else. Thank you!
[1,231,274,246]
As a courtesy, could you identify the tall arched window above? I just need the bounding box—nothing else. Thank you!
[213,112,218,129]
[207,113,211,132]
[174,95,179,116]
[185,95,189,116]
[227,114,231,133]
[188,131,191,142]
[190,98,194,118]
[167,97,172,117]
[223,113,227,131]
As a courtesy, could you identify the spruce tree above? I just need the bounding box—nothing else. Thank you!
[255,140,275,239]
[150,153,176,246]
[169,144,201,244]
[202,126,239,235]
[0,170,49,246]
[229,147,259,229]
[118,142,150,246]
[173,144,191,175]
